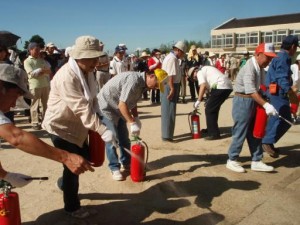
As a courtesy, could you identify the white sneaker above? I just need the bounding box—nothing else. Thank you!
[111,170,124,181]
[226,160,245,173]
[251,161,274,172]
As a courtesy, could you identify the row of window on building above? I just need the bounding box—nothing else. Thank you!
[212,29,300,48]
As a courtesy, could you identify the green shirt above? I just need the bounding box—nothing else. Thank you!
[24,56,50,89]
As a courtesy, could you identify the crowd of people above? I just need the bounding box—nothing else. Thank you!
[0,34,299,219]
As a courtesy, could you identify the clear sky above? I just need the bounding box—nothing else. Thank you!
[1,0,299,55]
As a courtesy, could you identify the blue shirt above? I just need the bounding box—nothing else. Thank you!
[265,50,292,95]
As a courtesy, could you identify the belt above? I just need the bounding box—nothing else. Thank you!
[235,92,252,98]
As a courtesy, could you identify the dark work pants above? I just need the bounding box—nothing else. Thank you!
[188,79,199,100]
[151,89,160,103]
[205,89,232,136]
[50,134,89,212]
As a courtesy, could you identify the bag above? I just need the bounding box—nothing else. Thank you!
[269,83,278,95]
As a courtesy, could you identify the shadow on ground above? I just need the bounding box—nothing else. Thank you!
[22,176,260,225]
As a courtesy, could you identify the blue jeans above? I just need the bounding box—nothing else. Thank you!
[50,134,89,212]
[102,116,131,171]
[228,96,263,161]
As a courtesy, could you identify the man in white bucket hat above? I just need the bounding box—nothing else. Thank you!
[42,35,114,218]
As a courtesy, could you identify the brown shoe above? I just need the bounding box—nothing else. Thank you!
[262,144,279,158]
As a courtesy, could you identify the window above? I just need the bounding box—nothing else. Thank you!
[261,31,273,43]
[247,32,259,46]
[224,34,233,48]
[274,30,288,45]
[212,35,223,48]
[290,30,300,45]
[236,33,246,47]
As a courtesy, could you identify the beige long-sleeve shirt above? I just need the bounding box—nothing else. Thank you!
[42,63,107,147]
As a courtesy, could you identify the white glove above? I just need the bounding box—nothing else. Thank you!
[4,172,32,188]
[263,102,278,116]
[193,100,201,109]
[134,117,142,129]
[130,122,140,136]
[101,129,114,143]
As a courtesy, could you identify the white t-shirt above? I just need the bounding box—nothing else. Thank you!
[109,56,128,75]
[162,52,181,84]
[291,64,300,88]
[196,66,233,90]
[0,111,12,125]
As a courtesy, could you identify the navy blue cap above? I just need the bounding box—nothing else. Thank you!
[115,45,126,53]
[283,35,299,47]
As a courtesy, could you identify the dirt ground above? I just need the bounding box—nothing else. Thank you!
[1,93,300,225]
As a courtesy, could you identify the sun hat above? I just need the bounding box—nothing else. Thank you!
[209,52,216,57]
[0,64,33,99]
[188,66,198,77]
[140,51,150,58]
[173,41,187,53]
[46,42,55,48]
[190,45,197,50]
[69,36,102,59]
[154,69,168,93]
[255,43,277,58]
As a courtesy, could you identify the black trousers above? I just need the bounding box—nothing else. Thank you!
[188,79,199,100]
[205,89,232,136]
[50,134,89,212]
[151,89,160,103]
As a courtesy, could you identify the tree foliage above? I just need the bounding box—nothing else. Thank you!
[23,35,45,50]
[158,39,211,53]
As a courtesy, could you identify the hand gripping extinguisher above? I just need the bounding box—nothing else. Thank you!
[253,85,268,139]
[0,182,21,225]
[130,136,149,182]
[188,110,201,139]
[88,130,105,167]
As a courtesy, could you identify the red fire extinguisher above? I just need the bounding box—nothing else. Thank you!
[189,110,201,139]
[0,183,21,225]
[88,130,105,167]
[130,137,149,182]
[253,85,268,139]
[253,104,268,138]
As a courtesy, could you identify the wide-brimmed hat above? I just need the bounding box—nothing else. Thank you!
[255,43,277,58]
[0,64,33,99]
[173,41,187,53]
[69,36,102,59]
[154,69,168,93]
[188,66,198,77]
[46,42,55,48]
[140,51,150,58]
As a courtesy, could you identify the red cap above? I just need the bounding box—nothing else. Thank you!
[255,43,277,58]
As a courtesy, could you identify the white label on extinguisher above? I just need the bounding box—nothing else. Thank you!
[192,121,198,134]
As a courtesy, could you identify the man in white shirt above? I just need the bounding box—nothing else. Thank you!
[193,66,233,140]
[109,45,128,76]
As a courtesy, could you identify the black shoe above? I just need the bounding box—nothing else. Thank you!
[32,125,42,130]
[162,138,174,143]
[262,144,279,158]
[201,129,208,134]
[204,135,221,141]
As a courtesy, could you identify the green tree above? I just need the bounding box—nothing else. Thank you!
[23,35,45,50]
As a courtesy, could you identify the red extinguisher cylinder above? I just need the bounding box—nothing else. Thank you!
[130,143,145,182]
[88,130,105,167]
[191,114,201,139]
[0,192,21,225]
[253,104,268,138]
